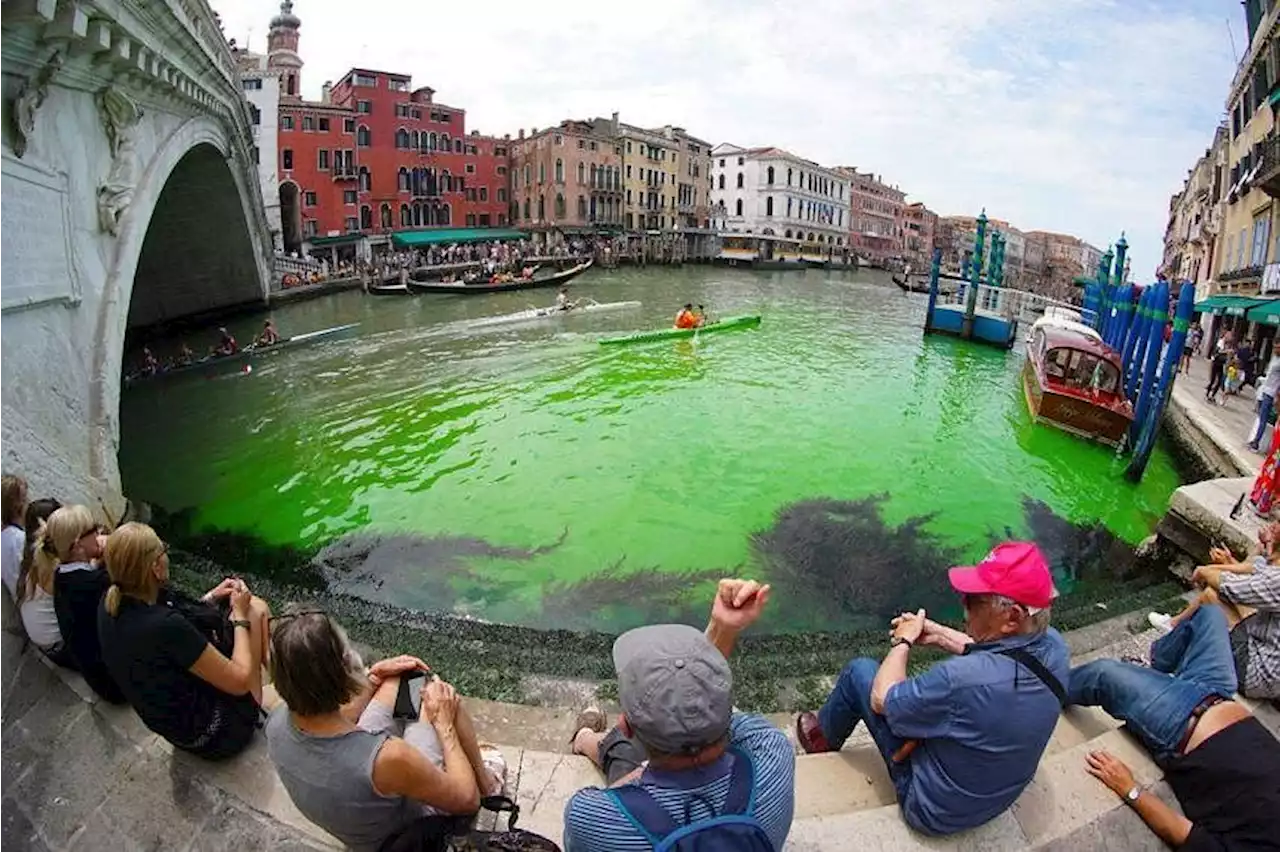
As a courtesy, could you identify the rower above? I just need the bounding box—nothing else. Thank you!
[212,327,238,357]
[140,347,159,376]
[174,342,195,366]
[674,303,697,329]
[255,319,281,347]
[555,287,576,312]
[694,304,710,327]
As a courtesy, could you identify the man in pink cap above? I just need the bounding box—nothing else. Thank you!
[795,541,1069,836]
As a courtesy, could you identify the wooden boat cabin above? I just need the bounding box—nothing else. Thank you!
[1022,323,1134,447]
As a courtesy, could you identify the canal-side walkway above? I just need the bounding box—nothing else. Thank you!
[1168,354,1266,477]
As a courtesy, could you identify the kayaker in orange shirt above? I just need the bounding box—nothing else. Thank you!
[674,303,697,329]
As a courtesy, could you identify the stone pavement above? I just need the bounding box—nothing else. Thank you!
[1170,354,1267,477]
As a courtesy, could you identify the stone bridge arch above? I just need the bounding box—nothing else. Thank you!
[87,116,271,506]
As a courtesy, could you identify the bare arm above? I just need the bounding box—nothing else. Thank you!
[705,579,771,659]
[341,673,384,725]
[1129,791,1194,847]
[372,680,479,814]
[705,621,741,659]
[188,622,255,696]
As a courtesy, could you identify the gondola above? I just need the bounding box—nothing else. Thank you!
[893,274,952,296]
[406,259,594,295]
[123,323,360,386]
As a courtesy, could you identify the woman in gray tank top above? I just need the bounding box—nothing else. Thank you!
[265,611,505,852]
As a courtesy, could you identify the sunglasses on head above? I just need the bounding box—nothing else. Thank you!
[269,608,328,624]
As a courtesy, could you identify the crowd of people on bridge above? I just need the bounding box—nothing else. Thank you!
[3,466,1279,850]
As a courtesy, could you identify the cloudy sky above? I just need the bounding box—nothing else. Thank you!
[213,0,1242,276]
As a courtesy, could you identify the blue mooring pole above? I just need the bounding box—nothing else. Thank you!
[962,212,988,340]
[1126,280,1190,481]
[1098,248,1115,340]
[925,247,942,332]
[1120,285,1147,392]
[1128,281,1170,448]
[1083,282,1101,326]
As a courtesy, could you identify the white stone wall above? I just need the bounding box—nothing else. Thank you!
[2,3,273,517]
[245,74,281,248]
[710,145,850,246]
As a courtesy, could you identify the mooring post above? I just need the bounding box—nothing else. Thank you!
[1123,284,1151,401]
[962,211,987,340]
[925,247,942,332]
[1128,281,1172,452]
[1099,247,1116,345]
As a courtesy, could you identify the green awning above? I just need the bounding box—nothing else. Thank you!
[1246,299,1280,325]
[1194,295,1268,315]
[391,228,525,248]
[308,233,366,247]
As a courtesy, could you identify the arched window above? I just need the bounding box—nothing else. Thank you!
[441,133,451,151]
[785,229,792,238]
[454,140,462,153]
[523,198,531,220]
[735,198,743,216]
[441,170,451,193]
[523,164,531,187]
[718,174,725,190]
[577,162,586,184]
[807,232,815,242]
[555,193,566,218]
[414,204,424,226]
[578,195,587,219]
[440,204,451,226]
[359,167,371,192]
[538,163,545,184]
[787,168,793,186]
[767,166,774,185]
[381,203,392,228]
[429,132,438,150]
[396,128,410,149]
[400,204,410,227]
[555,159,564,183]
[766,196,773,217]
[590,164,597,187]
[398,168,408,192]
[360,205,372,229]
[535,194,545,220]
[412,130,420,150]
[357,125,371,147]
[736,173,744,189]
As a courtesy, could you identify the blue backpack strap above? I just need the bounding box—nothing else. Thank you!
[721,747,757,816]
[606,785,679,843]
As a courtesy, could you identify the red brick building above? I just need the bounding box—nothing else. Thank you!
[266,3,510,253]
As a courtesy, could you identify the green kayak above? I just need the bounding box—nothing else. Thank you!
[598,314,762,346]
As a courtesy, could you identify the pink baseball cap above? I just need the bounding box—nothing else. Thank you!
[947,542,1057,611]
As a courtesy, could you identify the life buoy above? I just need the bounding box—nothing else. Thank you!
[282,273,300,288]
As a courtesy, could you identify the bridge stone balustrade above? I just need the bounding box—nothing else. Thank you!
[1,0,273,517]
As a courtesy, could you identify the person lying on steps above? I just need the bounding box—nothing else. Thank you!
[564,578,795,852]
[795,542,1069,836]
[1069,602,1280,849]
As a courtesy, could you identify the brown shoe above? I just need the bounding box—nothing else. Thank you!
[796,711,834,754]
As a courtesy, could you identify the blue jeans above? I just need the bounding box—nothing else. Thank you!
[1251,393,1275,448]
[1068,605,1237,763]
[818,657,912,801]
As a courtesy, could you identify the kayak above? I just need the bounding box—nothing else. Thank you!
[124,322,360,386]
[468,300,641,329]
[598,315,762,346]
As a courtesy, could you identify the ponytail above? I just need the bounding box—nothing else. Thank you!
[104,584,123,617]
[31,521,60,599]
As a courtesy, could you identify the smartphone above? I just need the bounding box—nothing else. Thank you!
[393,671,429,720]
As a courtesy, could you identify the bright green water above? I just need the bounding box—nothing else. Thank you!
[119,268,1182,632]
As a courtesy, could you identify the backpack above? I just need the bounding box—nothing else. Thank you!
[378,795,561,852]
[605,748,775,852]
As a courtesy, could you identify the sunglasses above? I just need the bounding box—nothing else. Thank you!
[269,608,328,624]
[78,525,105,540]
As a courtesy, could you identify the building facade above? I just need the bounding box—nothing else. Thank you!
[839,168,905,266]
[709,143,852,250]
[235,49,281,248]
[255,1,510,255]
[901,202,937,271]
[509,120,623,232]
[1160,127,1225,301]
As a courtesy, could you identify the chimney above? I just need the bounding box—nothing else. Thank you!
[663,124,673,139]
[320,81,332,104]
[611,111,619,135]
[504,133,510,140]
[518,128,525,139]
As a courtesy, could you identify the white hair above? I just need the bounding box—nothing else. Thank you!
[989,594,1052,634]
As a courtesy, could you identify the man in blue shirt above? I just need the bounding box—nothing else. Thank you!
[796,541,1070,835]
[562,579,796,851]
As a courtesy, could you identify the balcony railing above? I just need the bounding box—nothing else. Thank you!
[1220,265,1264,283]
[1257,135,1280,198]
[332,166,358,181]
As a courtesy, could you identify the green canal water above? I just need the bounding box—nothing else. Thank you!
[119,267,1183,634]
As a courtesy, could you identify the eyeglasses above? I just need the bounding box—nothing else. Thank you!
[269,609,328,624]
[78,525,104,541]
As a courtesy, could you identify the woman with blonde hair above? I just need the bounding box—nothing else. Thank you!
[15,498,73,666]
[37,504,124,703]
[1,474,28,600]
[98,522,271,759]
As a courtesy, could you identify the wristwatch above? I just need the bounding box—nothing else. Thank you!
[1123,786,1141,806]
[230,619,252,631]
[890,636,913,650]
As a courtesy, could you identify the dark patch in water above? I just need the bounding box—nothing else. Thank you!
[1018,497,1139,582]
[750,495,964,630]
[540,557,726,631]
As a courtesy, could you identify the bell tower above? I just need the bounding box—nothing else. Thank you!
[266,0,303,99]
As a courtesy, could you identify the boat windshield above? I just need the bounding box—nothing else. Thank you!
[1044,347,1120,396]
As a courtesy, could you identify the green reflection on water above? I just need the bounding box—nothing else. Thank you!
[120,268,1181,632]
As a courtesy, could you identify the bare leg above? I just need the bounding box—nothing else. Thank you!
[1200,586,1255,628]
[1167,594,1203,630]
[454,702,502,795]
[573,729,608,768]
[244,596,271,704]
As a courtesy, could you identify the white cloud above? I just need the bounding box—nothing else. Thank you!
[214,0,1239,276]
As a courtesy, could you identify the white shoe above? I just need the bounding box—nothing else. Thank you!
[1148,612,1173,633]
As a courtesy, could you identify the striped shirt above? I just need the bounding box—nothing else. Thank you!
[562,713,795,852]
[1221,566,1280,699]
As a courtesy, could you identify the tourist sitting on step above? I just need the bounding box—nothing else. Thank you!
[1,474,28,602]
[14,498,73,668]
[36,505,125,704]
[1147,532,1280,701]
[265,610,505,852]
[97,523,271,760]
[564,579,795,852]
[795,542,1069,837]
[1068,603,1279,849]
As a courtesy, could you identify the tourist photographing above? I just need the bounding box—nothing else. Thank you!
[37,504,124,703]
[266,609,505,852]
[1069,594,1280,847]
[14,498,70,666]
[795,542,1069,836]
[97,522,271,759]
[563,578,795,852]
[1,473,28,602]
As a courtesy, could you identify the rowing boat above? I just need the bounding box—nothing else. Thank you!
[407,259,593,295]
[124,322,360,386]
[598,315,762,346]
[468,300,641,329]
